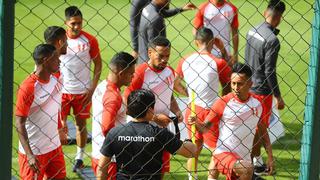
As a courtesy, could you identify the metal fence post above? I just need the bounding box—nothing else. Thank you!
[299,0,320,179]
[0,0,15,179]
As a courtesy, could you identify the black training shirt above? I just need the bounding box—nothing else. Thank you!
[100,121,183,179]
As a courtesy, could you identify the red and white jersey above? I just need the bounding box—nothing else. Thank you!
[16,73,62,155]
[194,0,238,57]
[207,93,266,161]
[91,80,126,159]
[176,52,231,108]
[60,30,101,94]
[124,63,175,116]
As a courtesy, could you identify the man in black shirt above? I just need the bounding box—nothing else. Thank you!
[137,0,196,64]
[130,0,196,59]
[245,0,286,175]
[97,89,196,180]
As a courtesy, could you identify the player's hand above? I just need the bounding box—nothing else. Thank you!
[266,156,275,175]
[27,154,40,174]
[276,96,285,110]
[82,88,94,106]
[175,111,183,123]
[187,115,197,125]
[153,113,172,127]
[131,50,139,59]
[61,120,68,135]
[182,3,197,11]
[228,55,238,67]
[59,128,68,145]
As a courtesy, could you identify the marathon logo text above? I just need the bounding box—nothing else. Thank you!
[118,136,155,142]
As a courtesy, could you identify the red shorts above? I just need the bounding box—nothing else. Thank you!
[213,152,240,180]
[61,93,92,119]
[185,104,218,149]
[18,146,66,180]
[253,94,273,126]
[91,158,117,180]
[161,151,171,173]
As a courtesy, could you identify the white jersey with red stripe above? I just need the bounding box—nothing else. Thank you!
[194,1,238,57]
[176,52,231,108]
[208,93,265,161]
[91,80,126,159]
[125,63,175,116]
[60,31,100,94]
[15,73,62,155]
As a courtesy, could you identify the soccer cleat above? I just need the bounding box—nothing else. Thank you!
[254,164,268,176]
[73,159,84,172]
[252,173,265,180]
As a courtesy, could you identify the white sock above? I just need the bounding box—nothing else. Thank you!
[207,178,217,180]
[188,173,198,180]
[75,146,85,160]
[253,156,264,166]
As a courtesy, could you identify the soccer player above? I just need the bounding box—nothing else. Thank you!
[130,0,196,59]
[44,26,68,56]
[16,44,66,179]
[193,0,239,65]
[174,27,231,179]
[60,6,102,171]
[189,63,274,180]
[97,89,197,180]
[91,52,136,179]
[137,0,196,63]
[124,36,182,175]
[245,0,285,174]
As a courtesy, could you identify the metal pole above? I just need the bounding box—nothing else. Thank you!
[299,0,320,179]
[0,0,15,179]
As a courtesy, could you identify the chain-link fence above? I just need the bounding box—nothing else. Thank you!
[11,0,314,179]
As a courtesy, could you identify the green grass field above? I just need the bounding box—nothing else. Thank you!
[12,0,313,179]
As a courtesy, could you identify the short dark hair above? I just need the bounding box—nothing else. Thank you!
[65,6,82,19]
[44,26,66,44]
[148,36,171,49]
[195,27,214,43]
[267,0,286,14]
[33,44,56,65]
[127,89,155,119]
[109,52,136,70]
[232,63,252,78]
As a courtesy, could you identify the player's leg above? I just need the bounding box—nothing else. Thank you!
[72,94,91,171]
[185,105,208,180]
[252,94,273,175]
[208,156,219,180]
[44,146,66,180]
[187,139,203,180]
[60,94,72,136]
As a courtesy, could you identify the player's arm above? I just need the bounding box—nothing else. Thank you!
[217,58,232,95]
[175,140,197,158]
[192,3,205,35]
[16,116,39,173]
[230,6,239,64]
[92,54,102,93]
[174,75,188,97]
[265,39,285,110]
[214,37,228,60]
[130,0,148,57]
[161,2,196,18]
[170,95,183,123]
[97,155,112,180]
[231,26,239,64]
[101,100,121,136]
